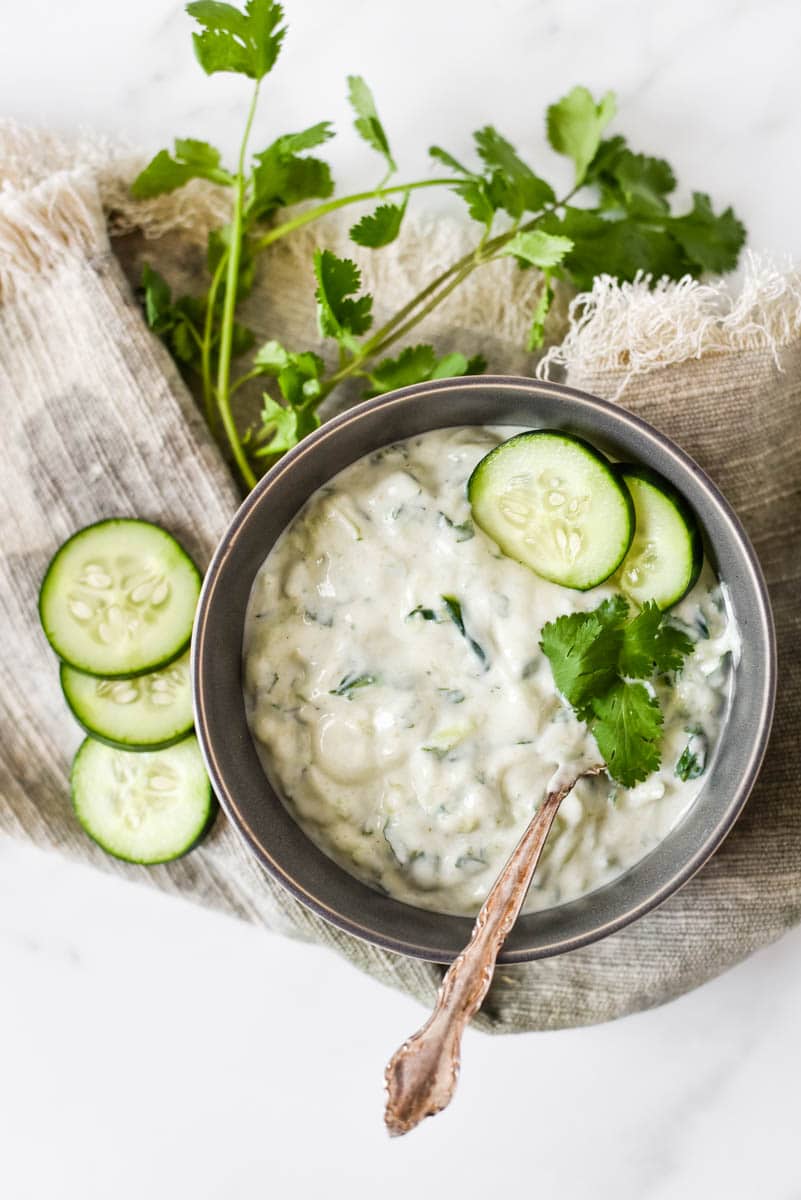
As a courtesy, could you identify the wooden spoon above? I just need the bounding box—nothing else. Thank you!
[384,763,604,1137]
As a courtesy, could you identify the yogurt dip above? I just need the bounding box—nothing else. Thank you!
[243,427,738,917]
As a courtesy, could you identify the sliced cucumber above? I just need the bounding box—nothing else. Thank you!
[60,649,194,751]
[70,735,214,864]
[467,431,634,590]
[616,466,703,609]
[39,519,200,678]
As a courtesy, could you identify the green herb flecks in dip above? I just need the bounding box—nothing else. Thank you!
[243,427,738,917]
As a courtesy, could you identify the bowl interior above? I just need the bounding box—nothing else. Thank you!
[192,377,775,963]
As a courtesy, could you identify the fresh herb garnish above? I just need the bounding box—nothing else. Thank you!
[675,746,701,781]
[675,730,708,781]
[329,672,377,698]
[440,513,475,542]
[539,598,694,787]
[441,595,487,666]
[135,2,747,490]
[407,606,438,622]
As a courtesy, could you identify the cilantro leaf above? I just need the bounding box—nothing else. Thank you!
[539,594,694,786]
[430,133,555,225]
[474,126,556,218]
[668,192,746,275]
[546,86,617,186]
[141,263,174,331]
[539,610,622,718]
[501,230,573,270]
[140,265,204,367]
[499,233,571,351]
[543,207,686,291]
[619,601,695,677]
[313,249,373,346]
[272,122,334,154]
[253,395,306,454]
[253,395,320,455]
[249,122,335,219]
[252,339,325,406]
[431,351,487,378]
[252,339,290,372]
[347,75,396,175]
[428,146,472,176]
[650,621,696,674]
[675,731,708,781]
[542,173,744,289]
[275,355,324,409]
[590,681,663,788]
[584,135,628,186]
[131,138,234,199]
[251,339,323,457]
[455,178,497,226]
[187,0,286,80]
[367,344,436,392]
[613,152,676,215]
[441,595,487,666]
[589,140,676,217]
[364,344,486,397]
[330,672,378,698]
[675,747,701,781]
[527,279,554,351]
[596,594,630,627]
[350,197,407,248]
[618,601,664,677]
[429,146,497,226]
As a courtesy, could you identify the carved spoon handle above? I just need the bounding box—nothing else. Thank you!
[384,764,604,1137]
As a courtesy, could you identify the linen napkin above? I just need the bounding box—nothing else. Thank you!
[2,122,799,1031]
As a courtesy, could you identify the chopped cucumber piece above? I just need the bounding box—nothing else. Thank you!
[616,466,702,610]
[60,649,194,751]
[468,431,634,589]
[70,736,214,864]
[39,519,200,677]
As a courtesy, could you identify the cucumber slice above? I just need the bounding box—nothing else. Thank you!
[60,649,194,751]
[616,466,703,609]
[467,431,634,590]
[39,519,201,678]
[70,736,214,864]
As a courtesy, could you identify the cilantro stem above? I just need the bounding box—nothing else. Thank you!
[201,249,228,428]
[251,177,458,253]
[320,260,478,395]
[364,259,482,359]
[318,250,483,394]
[315,187,582,399]
[137,3,747,495]
[216,82,261,491]
[229,366,263,395]
[359,256,469,349]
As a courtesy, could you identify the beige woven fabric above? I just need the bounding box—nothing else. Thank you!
[2,127,799,1032]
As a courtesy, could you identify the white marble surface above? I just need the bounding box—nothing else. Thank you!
[2,1,801,1196]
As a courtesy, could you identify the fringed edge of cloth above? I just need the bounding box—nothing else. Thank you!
[537,253,801,396]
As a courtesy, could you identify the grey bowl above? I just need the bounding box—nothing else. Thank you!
[192,376,776,964]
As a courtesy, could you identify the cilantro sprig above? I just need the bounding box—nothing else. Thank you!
[133,2,746,490]
[539,597,694,787]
